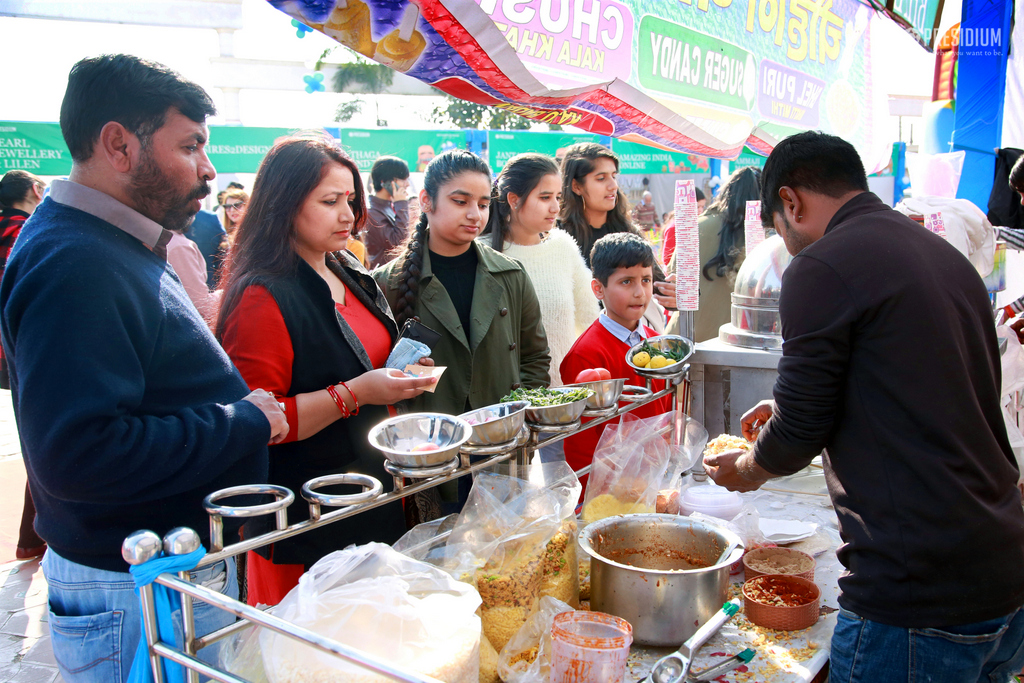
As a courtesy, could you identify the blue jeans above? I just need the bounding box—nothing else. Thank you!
[43,549,238,683]
[830,606,1024,683]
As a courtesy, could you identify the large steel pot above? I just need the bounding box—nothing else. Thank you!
[579,514,744,647]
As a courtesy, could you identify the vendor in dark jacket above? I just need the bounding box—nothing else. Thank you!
[0,55,288,683]
[217,134,436,606]
[705,132,1024,682]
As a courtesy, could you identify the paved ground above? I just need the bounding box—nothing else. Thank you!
[0,391,62,683]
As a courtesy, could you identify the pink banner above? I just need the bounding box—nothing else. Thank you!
[674,180,700,312]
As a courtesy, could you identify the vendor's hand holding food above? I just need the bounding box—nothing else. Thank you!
[348,367,437,406]
[704,448,772,492]
[1011,317,1024,345]
[243,388,290,445]
[741,399,775,441]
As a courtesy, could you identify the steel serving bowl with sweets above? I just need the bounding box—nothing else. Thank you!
[459,401,528,446]
[502,386,593,426]
[626,335,694,377]
[368,412,473,468]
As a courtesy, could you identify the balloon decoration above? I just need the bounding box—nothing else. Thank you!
[303,72,326,93]
[291,19,314,38]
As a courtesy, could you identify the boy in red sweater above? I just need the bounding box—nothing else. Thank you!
[560,233,673,483]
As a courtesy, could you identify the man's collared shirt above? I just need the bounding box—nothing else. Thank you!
[598,311,649,347]
[49,179,172,259]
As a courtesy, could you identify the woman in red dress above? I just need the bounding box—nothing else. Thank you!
[216,134,435,605]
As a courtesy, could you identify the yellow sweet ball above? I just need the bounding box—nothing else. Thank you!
[649,355,673,369]
[632,351,651,367]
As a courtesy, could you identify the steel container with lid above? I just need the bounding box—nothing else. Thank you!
[719,234,793,350]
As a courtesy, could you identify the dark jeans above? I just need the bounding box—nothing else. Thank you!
[830,606,1024,683]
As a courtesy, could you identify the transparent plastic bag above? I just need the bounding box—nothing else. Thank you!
[261,543,481,683]
[219,621,269,683]
[497,596,574,683]
[581,412,691,523]
[394,463,582,652]
[657,414,710,513]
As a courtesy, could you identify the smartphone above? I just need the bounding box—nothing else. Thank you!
[399,318,442,350]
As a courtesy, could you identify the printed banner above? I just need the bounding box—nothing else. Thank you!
[610,139,710,174]
[270,0,890,169]
[206,126,294,173]
[744,200,765,255]
[339,128,467,172]
[674,180,700,312]
[0,122,71,176]
[925,211,947,238]
[487,130,603,171]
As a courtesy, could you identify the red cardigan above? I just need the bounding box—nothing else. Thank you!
[559,320,673,481]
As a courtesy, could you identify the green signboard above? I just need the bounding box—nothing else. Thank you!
[732,146,767,169]
[610,139,710,174]
[206,126,293,173]
[0,122,71,176]
[487,131,602,172]
[637,15,757,112]
[0,122,297,176]
[339,129,466,173]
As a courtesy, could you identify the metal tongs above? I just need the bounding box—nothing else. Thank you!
[641,599,741,683]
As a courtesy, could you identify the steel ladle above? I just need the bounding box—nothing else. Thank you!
[643,599,741,683]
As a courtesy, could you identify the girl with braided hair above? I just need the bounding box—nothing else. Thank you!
[481,153,597,388]
[374,149,551,419]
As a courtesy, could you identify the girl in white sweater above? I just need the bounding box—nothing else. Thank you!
[483,153,599,387]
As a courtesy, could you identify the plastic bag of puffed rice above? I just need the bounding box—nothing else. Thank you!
[497,596,574,683]
[261,543,481,683]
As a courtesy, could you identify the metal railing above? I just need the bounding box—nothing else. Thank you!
[123,366,688,682]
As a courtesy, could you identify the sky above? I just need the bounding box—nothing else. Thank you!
[0,0,958,138]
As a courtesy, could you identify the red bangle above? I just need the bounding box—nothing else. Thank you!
[326,384,349,418]
[339,381,359,416]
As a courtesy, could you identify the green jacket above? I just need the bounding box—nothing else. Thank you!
[373,239,551,414]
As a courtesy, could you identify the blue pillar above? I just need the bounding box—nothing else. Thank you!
[951,0,1013,209]
[465,129,488,157]
[708,159,722,197]
[893,142,908,205]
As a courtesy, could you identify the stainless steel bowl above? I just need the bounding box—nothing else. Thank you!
[579,513,744,646]
[624,335,694,376]
[565,378,625,410]
[523,388,593,425]
[459,401,528,445]
[367,412,472,468]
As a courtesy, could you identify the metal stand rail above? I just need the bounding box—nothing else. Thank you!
[124,364,689,683]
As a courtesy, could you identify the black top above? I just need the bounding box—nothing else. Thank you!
[251,252,405,566]
[754,192,1024,628]
[429,247,478,343]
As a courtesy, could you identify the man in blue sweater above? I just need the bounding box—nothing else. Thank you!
[0,55,288,682]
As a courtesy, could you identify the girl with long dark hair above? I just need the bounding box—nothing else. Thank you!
[559,143,674,330]
[482,153,598,387]
[558,143,637,268]
[216,133,434,605]
[374,150,550,415]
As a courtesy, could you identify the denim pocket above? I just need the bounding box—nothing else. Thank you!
[912,617,1010,645]
[47,603,125,683]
